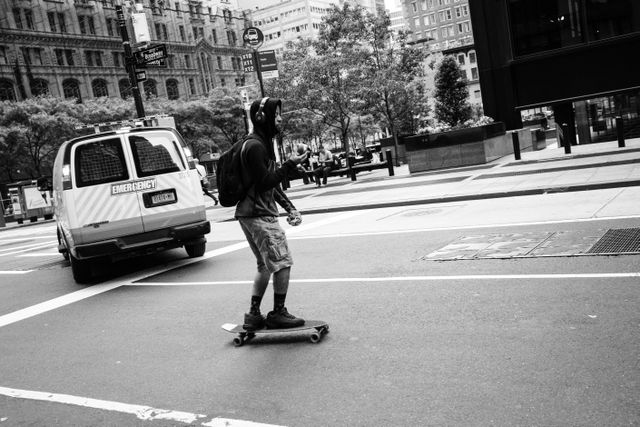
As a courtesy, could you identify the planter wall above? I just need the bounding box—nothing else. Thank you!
[404,122,510,173]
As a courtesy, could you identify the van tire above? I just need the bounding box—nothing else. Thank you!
[185,240,206,257]
[70,253,93,284]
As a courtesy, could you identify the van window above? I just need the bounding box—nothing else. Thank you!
[75,138,129,187]
[129,134,185,177]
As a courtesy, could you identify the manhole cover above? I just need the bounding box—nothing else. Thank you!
[587,228,640,254]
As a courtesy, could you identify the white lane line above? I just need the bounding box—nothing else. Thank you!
[0,241,56,256]
[0,270,33,275]
[17,251,61,257]
[288,214,640,240]
[0,386,284,427]
[0,236,53,242]
[132,272,640,286]
[0,211,363,329]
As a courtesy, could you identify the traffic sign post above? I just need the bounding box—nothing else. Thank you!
[116,5,145,118]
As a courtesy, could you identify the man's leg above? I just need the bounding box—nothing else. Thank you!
[322,166,330,184]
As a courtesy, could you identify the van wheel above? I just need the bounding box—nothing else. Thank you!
[69,254,93,284]
[185,240,206,257]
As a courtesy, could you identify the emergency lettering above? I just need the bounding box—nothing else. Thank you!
[111,179,157,195]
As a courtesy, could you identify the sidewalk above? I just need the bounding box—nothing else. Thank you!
[205,136,640,222]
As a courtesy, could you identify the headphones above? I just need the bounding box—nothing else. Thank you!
[255,97,269,124]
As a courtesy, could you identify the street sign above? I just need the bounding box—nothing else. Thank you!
[136,58,167,68]
[243,27,263,49]
[135,44,167,65]
[258,50,278,79]
[135,70,147,82]
[241,53,255,73]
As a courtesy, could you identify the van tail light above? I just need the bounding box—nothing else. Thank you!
[62,164,72,190]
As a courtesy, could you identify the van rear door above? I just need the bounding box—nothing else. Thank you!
[69,135,144,245]
[126,129,205,232]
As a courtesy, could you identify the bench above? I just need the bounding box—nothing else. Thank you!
[282,150,395,189]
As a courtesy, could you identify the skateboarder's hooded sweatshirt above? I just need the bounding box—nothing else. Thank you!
[235,97,297,218]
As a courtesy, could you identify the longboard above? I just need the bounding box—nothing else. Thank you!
[221,320,329,346]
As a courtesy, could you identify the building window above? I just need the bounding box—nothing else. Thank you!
[119,78,132,99]
[212,29,217,43]
[217,56,222,69]
[411,2,417,12]
[474,89,481,99]
[55,49,75,66]
[458,54,465,64]
[508,0,583,56]
[0,46,7,65]
[63,78,82,102]
[471,67,478,80]
[586,0,637,41]
[48,12,57,32]
[0,79,16,101]
[92,79,108,97]
[24,9,34,29]
[166,79,179,100]
[78,15,96,35]
[469,51,476,63]
[85,51,102,67]
[143,80,157,99]
[179,25,186,41]
[188,78,195,95]
[21,47,44,66]
[184,55,191,68]
[31,79,49,97]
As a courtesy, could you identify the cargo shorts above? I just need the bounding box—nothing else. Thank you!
[238,216,293,273]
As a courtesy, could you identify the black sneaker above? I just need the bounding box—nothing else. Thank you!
[243,312,265,331]
[265,307,305,329]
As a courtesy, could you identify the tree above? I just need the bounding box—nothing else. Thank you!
[359,12,429,163]
[278,4,371,160]
[0,97,81,181]
[433,55,471,127]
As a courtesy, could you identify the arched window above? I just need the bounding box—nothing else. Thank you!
[0,79,16,101]
[119,78,132,99]
[143,79,157,99]
[62,78,82,102]
[92,79,108,98]
[31,78,49,97]
[166,79,179,100]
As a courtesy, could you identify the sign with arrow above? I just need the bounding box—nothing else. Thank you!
[135,44,168,66]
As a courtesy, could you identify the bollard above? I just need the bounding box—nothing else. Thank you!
[561,123,571,154]
[512,131,521,160]
[385,149,395,176]
[616,116,625,148]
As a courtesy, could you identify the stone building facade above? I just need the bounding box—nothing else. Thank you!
[0,0,254,102]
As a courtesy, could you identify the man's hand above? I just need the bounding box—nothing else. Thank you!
[289,152,308,165]
[287,210,302,226]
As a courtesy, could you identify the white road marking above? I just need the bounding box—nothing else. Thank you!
[288,213,640,240]
[132,272,640,286]
[0,270,32,275]
[0,241,56,256]
[0,211,363,329]
[0,386,284,427]
[17,251,62,257]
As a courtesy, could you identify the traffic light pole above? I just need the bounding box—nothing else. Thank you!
[116,5,145,118]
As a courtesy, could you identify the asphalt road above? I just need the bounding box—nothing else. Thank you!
[1,191,639,426]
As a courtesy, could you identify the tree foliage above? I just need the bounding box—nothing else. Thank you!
[433,55,471,127]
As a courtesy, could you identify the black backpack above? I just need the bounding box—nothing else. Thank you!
[215,137,252,207]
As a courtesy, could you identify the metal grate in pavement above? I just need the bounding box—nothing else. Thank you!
[587,228,640,254]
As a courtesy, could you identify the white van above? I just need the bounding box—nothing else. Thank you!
[52,124,210,283]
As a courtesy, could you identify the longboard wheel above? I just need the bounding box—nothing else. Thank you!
[233,336,244,347]
[310,332,321,343]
